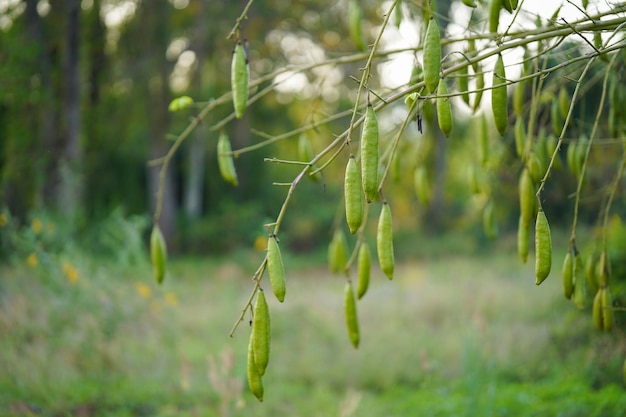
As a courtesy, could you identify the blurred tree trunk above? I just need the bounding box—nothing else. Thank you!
[57,0,83,218]
[24,0,57,211]
[184,0,208,220]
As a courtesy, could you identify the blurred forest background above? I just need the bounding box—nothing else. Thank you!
[1,0,626,415]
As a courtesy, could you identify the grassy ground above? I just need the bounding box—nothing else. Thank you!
[1,243,625,417]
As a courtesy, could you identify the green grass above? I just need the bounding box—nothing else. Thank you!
[1,245,625,417]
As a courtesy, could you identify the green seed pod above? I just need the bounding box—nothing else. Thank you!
[513,80,525,116]
[436,78,453,137]
[566,141,579,178]
[377,202,395,280]
[462,0,477,7]
[348,0,366,51]
[361,104,379,203]
[592,288,604,331]
[252,290,271,375]
[535,209,552,285]
[492,54,508,136]
[247,333,264,402]
[328,229,348,274]
[267,236,286,302]
[458,64,470,106]
[423,17,441,93]
[344,281,360,348]
[602,285,614,332]
[345,156,363,234]
[573,255,586,309]
[150,224,167,285]
[517,216,530,263]
[546,135,562,171]
[527,152,544,184]
[356,242,371,299]
[562,251,574,300]
[489,0,502,33]
[502,0,514,13]
[585,253,599,295]
[231,41,249,119]
[414,165,432,205]
[519,168,535,227]
[473,69,485,113]
[515,117,526,158]
[217,131,239,186]
[597,251,608,287]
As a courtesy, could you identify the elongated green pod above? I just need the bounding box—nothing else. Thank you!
[473,69,484,113]
[150,224,167,285]
[562,251,574,300]
[517,216,530,263]
[344,281,360,348]
[328,229,348,274]
[361,104,379,203]
[573,255,586,309]
[592,288,604,331]
[489,0,502,33]
[551,100,563,137]
[535,209,552,285]
[231,41,249,119]
[514,117,526,158]
[513,81,525,116]
[345,156,363,234]
[217,131,239,186]
[252,290,271,375]
[458,64,470,106]
[247,334,264,402]
[585,253,599,295]
[377,202,394,280]
[267,236,286,302]
[602,285,613,332]
[558,87,569,119]
[414,166,432,205]
[492,54,508,136]
[519,168,535,227]
[348,0,366,51]
[356,242,371,299]
[436,78,452,137]
[423,17,441,93]
[527,152,544,184]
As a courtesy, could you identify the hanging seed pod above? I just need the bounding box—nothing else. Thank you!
[585,252,599,295]
[328,229,348,274]
[517,216,530,263]
[345,156,363,234]
[377,202,395,280]
[573,255,586,309]
[592,288,604,331]
[423,17,441,93]
[513,80,525,116]
[602,285,614,332]
[348,0,366,51]
[267,235,286,302]
[356,242,371,299]
[252,290,271,375]
[492,54,508,136]
[436,78,453,137]
[247,334,264,402]
[458,63,470,106]
[515,117,526,158]
[551,100,563,137]
[344,281,360,348]
[489,0,502,33]
[361,104,380,203]
[150,224,167,285]
[535,209,552,285]
[231,41,249,119]
[519,168,535,227]
[562,251,574,300]
[473,69,485,113]
[217,131,239,186]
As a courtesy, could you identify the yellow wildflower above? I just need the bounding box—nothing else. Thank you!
[164,292,178,307]
[135,282,152,299]
[0,213,7,227]
[27,253,38,267]
[31,218,42,235]
[62,261,80,284]
[254,235,266,252]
